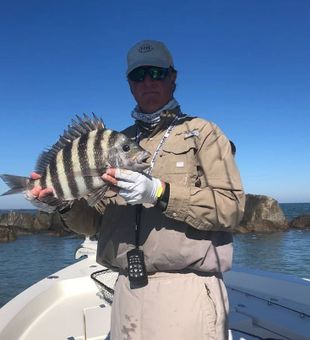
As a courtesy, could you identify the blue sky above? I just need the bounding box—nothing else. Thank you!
[0,0,309,209]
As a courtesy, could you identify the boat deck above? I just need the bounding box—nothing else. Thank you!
[0,256,309,339]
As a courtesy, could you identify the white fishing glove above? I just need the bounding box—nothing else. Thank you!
[115,169,163,205]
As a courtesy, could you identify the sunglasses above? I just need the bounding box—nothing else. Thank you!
[128,66,170,82]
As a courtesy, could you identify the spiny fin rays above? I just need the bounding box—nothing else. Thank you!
[35,113,105,174]
[75,112,105,132]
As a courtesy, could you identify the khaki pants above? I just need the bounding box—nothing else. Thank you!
[110,272,229,340]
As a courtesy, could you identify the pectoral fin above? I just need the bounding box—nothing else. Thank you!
[85,185,109,209]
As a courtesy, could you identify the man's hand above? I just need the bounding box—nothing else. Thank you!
[24,172,56,213]
[102,168,165,205]
[29,172,54,199]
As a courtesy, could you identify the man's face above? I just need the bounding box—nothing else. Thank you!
[128,67,177,114]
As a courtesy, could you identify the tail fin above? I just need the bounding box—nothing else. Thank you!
[0,174,30,196]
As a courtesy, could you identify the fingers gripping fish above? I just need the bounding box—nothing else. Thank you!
[0,113,150,212]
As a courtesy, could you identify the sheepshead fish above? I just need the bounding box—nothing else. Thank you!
[0,113,150,211]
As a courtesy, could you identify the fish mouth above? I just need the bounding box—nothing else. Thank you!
[135,151,151,170]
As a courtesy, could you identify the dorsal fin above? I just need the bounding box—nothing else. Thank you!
[35,113,105,174]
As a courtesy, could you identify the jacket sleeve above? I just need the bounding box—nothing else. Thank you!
[60,198,102,236]
[163,122,245,231]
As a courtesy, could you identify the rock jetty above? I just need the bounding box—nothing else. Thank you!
[0,226,17,242]
[236,194,289,233]
[0,210,72,242]
[0,194,308,242]
[289,214,310,229]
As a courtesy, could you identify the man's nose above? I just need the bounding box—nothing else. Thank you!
[143,73,156,85]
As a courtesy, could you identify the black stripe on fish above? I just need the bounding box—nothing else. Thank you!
[94,129,105,172]
[105,131,119,167]
[78,133,93,191]
[49,157,64,199]
[63,144,79,198]
[40,174,46,189]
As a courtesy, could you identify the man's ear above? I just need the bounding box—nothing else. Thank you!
[128,81,134,94]
[171,71,177,83]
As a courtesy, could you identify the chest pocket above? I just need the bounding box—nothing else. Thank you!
[152,135,199,186]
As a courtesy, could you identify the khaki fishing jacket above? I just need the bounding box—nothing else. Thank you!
[62,115,245,274]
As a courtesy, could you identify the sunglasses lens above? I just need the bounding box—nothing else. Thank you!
[149,67,168,80]
[128,67,169,82]
[128,68,147,81]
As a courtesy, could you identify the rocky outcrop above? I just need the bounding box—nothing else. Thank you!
[236,194,289,233]
[33,211,71,236]
[0,226,17,242]
[289,214,310,229]
[0,210,72,242]
[0,194,305,241]
[0,211,37,234]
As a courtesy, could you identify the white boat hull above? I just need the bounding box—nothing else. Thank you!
[0,249,309,339]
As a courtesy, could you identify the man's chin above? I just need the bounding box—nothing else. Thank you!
[140,100,163,114]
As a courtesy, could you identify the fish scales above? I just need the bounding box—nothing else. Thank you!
[93,129,106,174]
[62,143,78,199]
[40,171,46,189]
[49,129,106,201]
[49,152,64,199]
[53,130,106,200]
[79,132,93,192]
[45,166,53,193]
[0,113,150,211]
[56,149,72,199]
[106,131,122,167]
[70,137,87,198]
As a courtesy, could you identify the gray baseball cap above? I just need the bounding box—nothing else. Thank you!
[126,40,174,75]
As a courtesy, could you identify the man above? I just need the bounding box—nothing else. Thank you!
[29,40,245,339]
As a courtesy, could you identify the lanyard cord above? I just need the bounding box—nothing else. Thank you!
[144,115,179,176]
[135,205,142,248]
[134,115,179,248]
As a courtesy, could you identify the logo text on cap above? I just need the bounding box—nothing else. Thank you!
[138,43,154,54]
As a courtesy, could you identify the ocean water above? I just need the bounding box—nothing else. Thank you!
[233,230,310,278]
[233,203,310,279]
[0,234,82,307]
[0,203,310,307]
[280,202,310,221]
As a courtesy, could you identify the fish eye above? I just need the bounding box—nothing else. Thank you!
[122,144,130,152]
